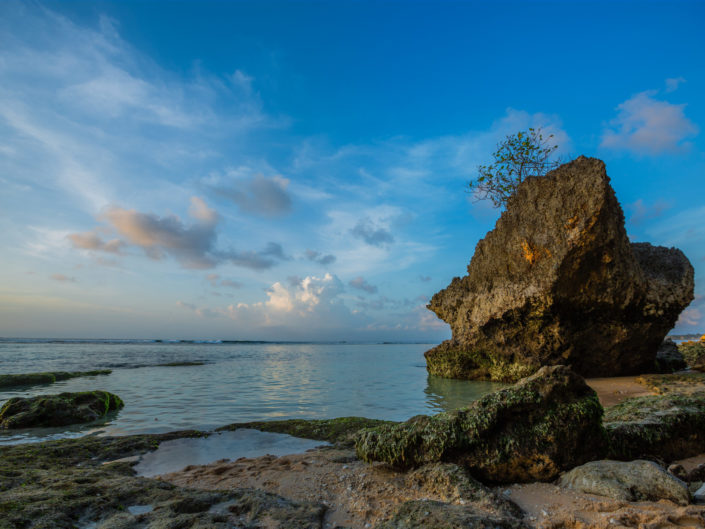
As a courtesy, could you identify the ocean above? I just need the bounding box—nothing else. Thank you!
[0,339,503,445]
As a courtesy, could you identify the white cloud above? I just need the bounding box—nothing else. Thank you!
[601,90,698,155]
[665,77,686,93]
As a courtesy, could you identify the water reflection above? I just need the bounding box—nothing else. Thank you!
[424,375,504,413]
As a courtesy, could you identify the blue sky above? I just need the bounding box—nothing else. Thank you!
[1,0,703,340]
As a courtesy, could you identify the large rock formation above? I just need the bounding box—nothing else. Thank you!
[426,156,694,381]
[355,365,607,484]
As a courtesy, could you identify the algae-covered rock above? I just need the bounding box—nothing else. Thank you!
[559,459,690,505]
[679,340,705,371]
[605,391,705,461]
[425,156,694,382]
[0,433,326,529]
[217,417,394,447]
[0,370,111,389]
[375,500,527,529]
[356,365,607,483]
[0,391,124,429]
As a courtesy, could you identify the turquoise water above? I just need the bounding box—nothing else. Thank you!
[0,340,503,445]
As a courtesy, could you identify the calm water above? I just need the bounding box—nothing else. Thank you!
[0,340,502,445]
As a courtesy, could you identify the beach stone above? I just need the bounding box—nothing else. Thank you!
[356,365,606,483]
[656,339,687,373]
[425,156,694,382]
[604,391,705,461]
[559,459,690,505]
[0,391,124,429]
[693,483,705,504]
[375,500,527,529]
[668,463,688,481]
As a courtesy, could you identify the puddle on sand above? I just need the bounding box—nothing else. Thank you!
[134,429,326,477]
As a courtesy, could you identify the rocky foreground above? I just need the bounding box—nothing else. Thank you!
[4,369,705,528]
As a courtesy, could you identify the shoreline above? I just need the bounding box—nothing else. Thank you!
[3,371,705,528]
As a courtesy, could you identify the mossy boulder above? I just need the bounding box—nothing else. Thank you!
[679,340,705,371]
[0,391,124,429]
[356,365,607,483]
[425,156,694,382]
[604,391,705,461]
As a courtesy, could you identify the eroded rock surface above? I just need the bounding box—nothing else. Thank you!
[425,156,694,381]
[355,365,606,483]
[0,390,124,429]
[559,459,690,505]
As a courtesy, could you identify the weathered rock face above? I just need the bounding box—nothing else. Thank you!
[679,339,705,371]
[0,391,124,429]
[559,460,690,505]
[355,365,607,484]
[656,339,687,373]
[426,156,694,381]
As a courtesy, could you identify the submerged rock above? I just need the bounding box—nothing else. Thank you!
[0,390,124,429]
[0,370,111,389]
[559,459,690,505]
[425,156,694,381]
[356,365,606,483]
[604,391,705,461]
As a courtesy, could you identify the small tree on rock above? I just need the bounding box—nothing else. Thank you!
[469,128,561,208]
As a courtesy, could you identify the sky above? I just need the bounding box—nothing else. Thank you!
[0,0,704,341]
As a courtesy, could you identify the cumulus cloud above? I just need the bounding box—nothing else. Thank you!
[349,276,378,294]
[50,273,76,282]
[305,249,336,266]
[217,175,292,217]
[351,218,394,247]
[601,90,698,155]
[677,307,701,327]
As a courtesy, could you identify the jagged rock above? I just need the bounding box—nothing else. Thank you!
[559,460,690,505]
[356,365,606,483]
[604,391,705,461]
[0,391,124,429]
[425,156,694,381]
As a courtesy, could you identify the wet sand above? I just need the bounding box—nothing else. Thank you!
[586,376,655,407]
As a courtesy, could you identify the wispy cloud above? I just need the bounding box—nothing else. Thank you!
[215,175,292,217]
[351,218,395,248]
[601,88,698,155]
[50,273,76,283]
[349,276,378,294]
[626,199,672,226]
[305,249,336,266]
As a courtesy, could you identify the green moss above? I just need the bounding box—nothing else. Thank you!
[679,341,705,370]
[605,391,705,461]
[0,431,326,528]
[0,370,112,390]
[425,344,538,383]
[356,366,607,483]
[0,391,125,429]
[217,416,395,447]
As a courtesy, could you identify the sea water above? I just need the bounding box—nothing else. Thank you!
[0,339,503,445]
